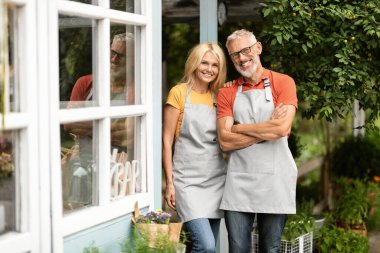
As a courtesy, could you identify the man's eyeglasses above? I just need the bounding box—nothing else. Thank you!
[110,49,126,59]
[229,43,257,60]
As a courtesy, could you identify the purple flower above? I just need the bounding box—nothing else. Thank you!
[135,209,172,224]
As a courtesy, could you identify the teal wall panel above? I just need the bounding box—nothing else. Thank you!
[64,213,134,253]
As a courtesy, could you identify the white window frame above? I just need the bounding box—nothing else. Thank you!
[1,0,156,252]
[0,0,40,253]
[48,1,154,252]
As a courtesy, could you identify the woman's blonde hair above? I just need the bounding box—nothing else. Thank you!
[179,42,227,95]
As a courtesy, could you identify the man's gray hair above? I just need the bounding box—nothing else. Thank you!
[225,29,257,48]
[112,32,134,43]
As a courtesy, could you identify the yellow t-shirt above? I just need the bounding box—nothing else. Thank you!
[166,84,214,138]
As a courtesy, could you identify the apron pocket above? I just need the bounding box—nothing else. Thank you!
[229,141,275,174]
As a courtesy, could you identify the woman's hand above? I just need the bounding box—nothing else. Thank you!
[223,81,234,88]
[165,183,176,210]
[272,103,288,120]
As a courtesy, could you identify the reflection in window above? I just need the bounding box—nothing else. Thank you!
[67,0,137,13]
[109,30,135,106]
[0,131,17,235]
[61,121,96,213]
[1,6,19,113]
[59,15,95,109]
[68,0,98,5]
[110,116,145,201]
[110,0,136,13]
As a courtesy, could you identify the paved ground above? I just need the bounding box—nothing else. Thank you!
[369,231,380,253]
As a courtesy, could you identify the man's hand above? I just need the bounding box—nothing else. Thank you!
[271,103,288,120]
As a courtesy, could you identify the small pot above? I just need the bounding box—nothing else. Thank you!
[313,214,326,230]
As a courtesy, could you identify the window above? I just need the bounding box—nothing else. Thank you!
[1,0,156,252]
[0,0,40,252]
[56,0,153,240]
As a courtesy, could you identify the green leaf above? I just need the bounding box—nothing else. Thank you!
[332,67,342,72]
[263,8,271,17]
[302,44,307,53]
[276,35,283,45]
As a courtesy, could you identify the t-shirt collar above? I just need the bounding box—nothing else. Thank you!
[237,68,270,86]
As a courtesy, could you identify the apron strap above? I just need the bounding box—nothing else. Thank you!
[263,78,272,102]
[237,84,243,94]
[185,86,191,105]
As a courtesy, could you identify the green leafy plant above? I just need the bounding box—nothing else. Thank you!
[282,212,315,244]
[318,225,369,253]
[367,181,380,231]
[260,0,380,126]
[334,178,369,228]
[83,241,108,253]
[121,227,187,253]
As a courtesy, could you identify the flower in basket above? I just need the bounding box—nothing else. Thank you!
[132,203,183,249]
[135,209,172,225]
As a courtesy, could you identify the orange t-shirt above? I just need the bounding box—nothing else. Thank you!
[217,68,297,119]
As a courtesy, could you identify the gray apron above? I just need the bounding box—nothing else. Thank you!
[173,88,227,222]
[220,78,297,214]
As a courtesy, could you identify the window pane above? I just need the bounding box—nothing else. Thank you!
[61,121,97,213]
[65,0,139,13]
[110,25,136,106]
[110,116,145,200]
[0,131,17,234]
[1,6,19,112]
[68,0,98,4]
[110,0,138,14]
[59,15,95,109]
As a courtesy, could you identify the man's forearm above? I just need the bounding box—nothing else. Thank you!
[232,120,286,140]
[218,129,260,151]
[232,105,296,140]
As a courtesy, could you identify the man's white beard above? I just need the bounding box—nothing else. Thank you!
[111,66,127,83]
[234,55,259,79]
[235,63,257,79]
[234,59,258,78]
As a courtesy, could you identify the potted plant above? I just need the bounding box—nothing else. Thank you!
[333,178,368,235]
[367,179,380,231]
[129,202,184,252]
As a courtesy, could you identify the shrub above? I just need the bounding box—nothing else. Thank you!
[318,225,369,253]
[330,135,380,180]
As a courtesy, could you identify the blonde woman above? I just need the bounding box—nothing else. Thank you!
[163,43,227,252]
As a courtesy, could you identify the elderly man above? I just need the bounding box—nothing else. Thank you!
[217,29,298,253]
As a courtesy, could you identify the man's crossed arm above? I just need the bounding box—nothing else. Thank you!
[217,104,295,152]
